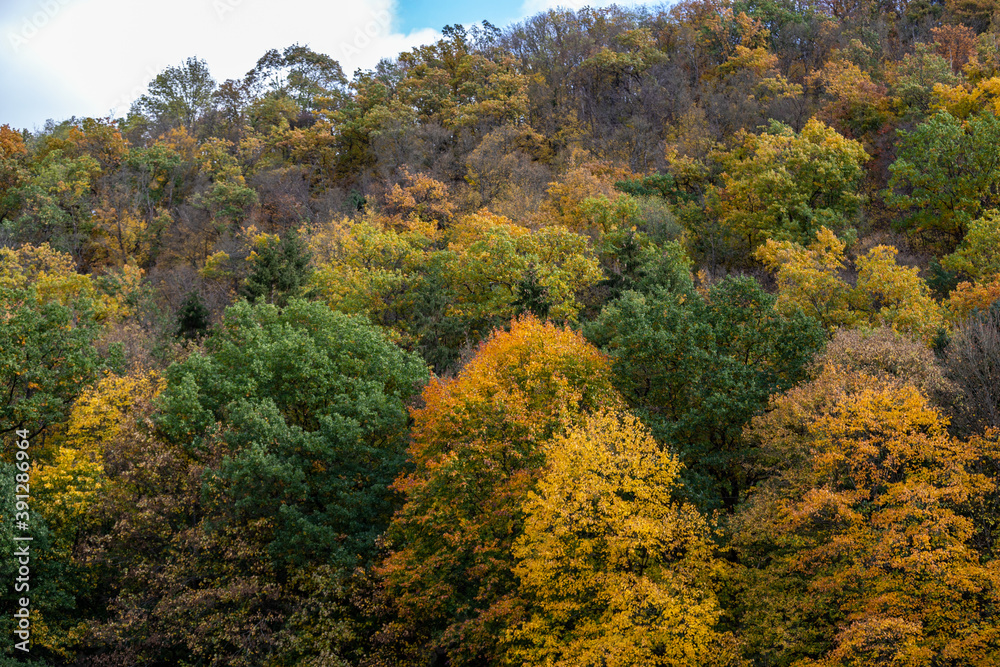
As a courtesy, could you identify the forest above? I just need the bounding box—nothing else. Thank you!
[4,0,1000,664]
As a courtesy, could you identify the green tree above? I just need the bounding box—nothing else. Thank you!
[0,287,101,440]
[156,298,428,570]
[585,275,825,510]
[886,110,1000,250]
[175,290,210,339]
[130,57,218,134]
[240,228,313,305]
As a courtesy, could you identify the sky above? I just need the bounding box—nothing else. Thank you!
[0,0,647,132]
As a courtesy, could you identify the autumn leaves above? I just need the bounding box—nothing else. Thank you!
[380,317,739,666]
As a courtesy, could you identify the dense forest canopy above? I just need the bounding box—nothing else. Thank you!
[5,0,1000,664]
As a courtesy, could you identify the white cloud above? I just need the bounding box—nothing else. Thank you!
[0,0,439,129]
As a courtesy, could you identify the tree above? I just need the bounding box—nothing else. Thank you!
[175,290,211,339]
[245,44,348,113]
[439,211,603,329]
[945,303,1000,430]
[710,118,868,249]
[240,228,313,305]
[941,209,1000,281]
[756,227,947,344]
[12,147,101,259]
[0,124,28,224]
[377,316,619,666]
[733,366,1000,665]
[0,287,101,440]
[886,110,1000,250]
[507,409,742,667]
[20,372,163,660]
[155,298,428,571]
[585,275,825,509]
[130,57,218,135]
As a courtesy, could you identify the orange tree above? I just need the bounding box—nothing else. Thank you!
[375,316,620,666]
[732,364,1000,665]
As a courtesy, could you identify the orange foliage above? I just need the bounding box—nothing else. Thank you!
[380,316,619,665]
[383,167,456,226]
[933,24,977,74]
[948,274,1000,320]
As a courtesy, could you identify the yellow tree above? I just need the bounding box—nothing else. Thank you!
[23,371,163,659]
[440,211,603,327]
[507,409,743,667]
[711,119,869,248]
[754,226,855,330]
[377,316,619,666]
[756,227,946,344]
[734,365,1000,666]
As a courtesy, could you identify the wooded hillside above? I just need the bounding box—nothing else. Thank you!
[4,2,1000,664]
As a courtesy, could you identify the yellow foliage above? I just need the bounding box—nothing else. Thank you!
[541,163,620,232]
[34,371,164,536]
[754,227,855,330]
[308,213,433,318]
[854,245,946,343]
[507,409,742,667]
[0,243,143,321]
[85,205,151,268]
[738,367,1000,664]
[756,227,946,343]
[932,77,1000,118]
[440,211,603,324]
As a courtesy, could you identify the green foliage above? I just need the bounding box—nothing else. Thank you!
[175,290,210,339]
[129,57,218,133]
[585,275,825,510]
[615,172,697,206]
[942,209,1000,281]
[240,229,313,305]
[0,287,101,439]
[156,298,428,570]
[886,110,1000,249]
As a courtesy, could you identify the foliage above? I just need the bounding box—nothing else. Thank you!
[129,56,218,134]
[710,118,869,248]
[156,298,428,570]
[886,110,1000,249]
[240,228,313,305]
[941,209,1000,281]
[506,409,743,667]
[585,275,825,509]
[175,291,211,339]
[756,227,947,344]
[734,365,1000,665]
[378,316,619,666]
[0,287,101,439]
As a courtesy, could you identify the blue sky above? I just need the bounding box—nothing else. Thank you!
[394,0,522,34]
[0,0,648,132]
